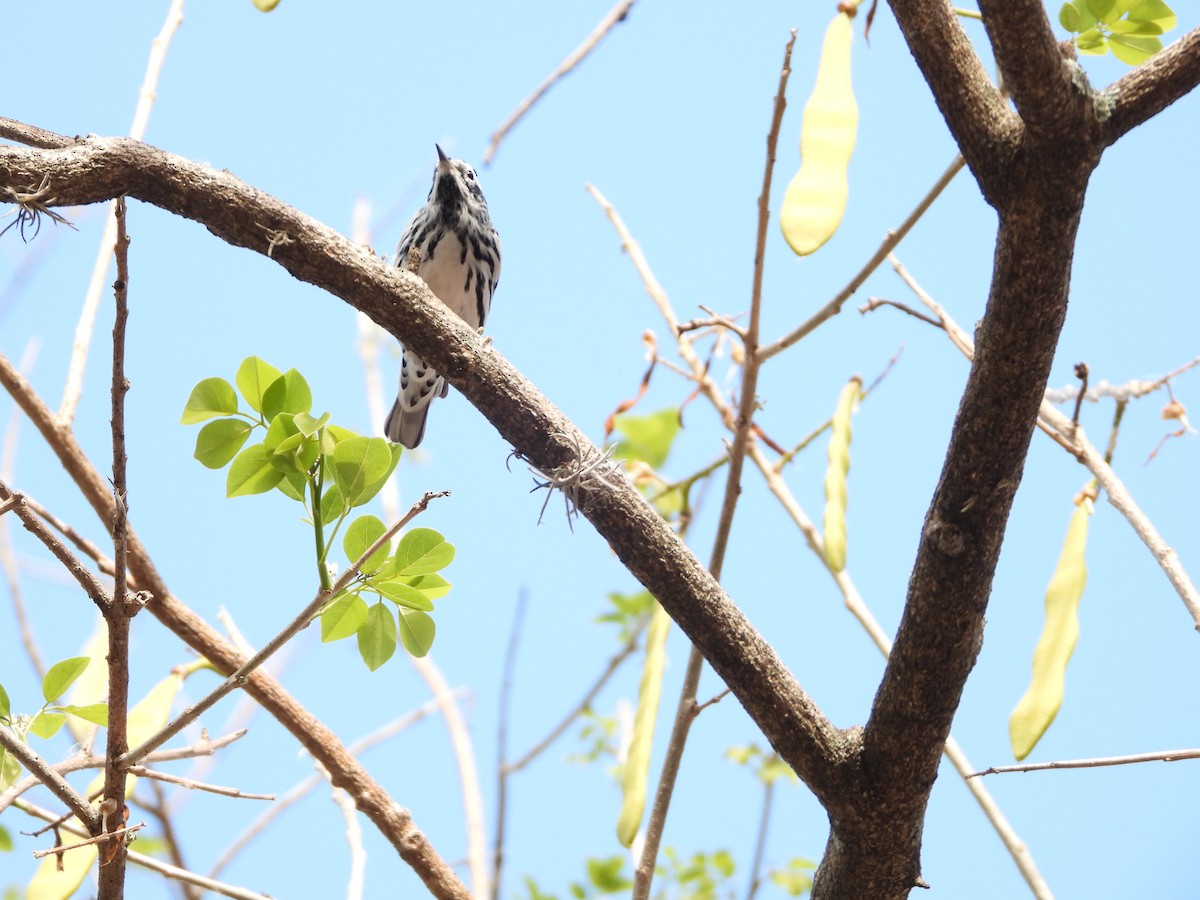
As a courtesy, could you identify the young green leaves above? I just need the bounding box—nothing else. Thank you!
[1009,492,1094,760]
[1059,0,1177,65]
[182,357,454,669]
[780,9,858,257]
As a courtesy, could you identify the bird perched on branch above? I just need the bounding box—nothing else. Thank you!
[385,145,501,449]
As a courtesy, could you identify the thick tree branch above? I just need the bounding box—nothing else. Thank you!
[977,0,1089,144]
[0,127,848,811]
[1099,25,1200,146]
[885,0,1017,197]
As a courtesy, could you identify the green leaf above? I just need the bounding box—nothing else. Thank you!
[277,471,308,502]
[1108,32,1161,62]
[344,515,390,572]
[194,418,253,469]
[1076,34,1110,53]
[180,377,238,424]
[358,603,397,670]
[404,573,452,601]
[0,683,9,720]
[1107,17,1163,34]
[42,657,90,703]
[321,592,369,642]
[320,482,347,522]
[226,444,285,497]
[293,410,331,437]
[0,823,12,852]
[59,703,109,727]
[236,356,283,414]
[1085,0,1116,20]
[586,856,632,893]
[1059,1,1083,31]
[29,710,66,740]
[331,437,395,507]
[393,527,455,576]
[374,578,436,612]
[269,431,320,474]
[613,408,681,469]
[398,609,436,657]
[0,747,20,791]
[263,412,299,452]
[261,368,313,421]
[1127,0,1176,30]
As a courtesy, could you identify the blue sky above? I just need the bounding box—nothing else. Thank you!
[2,2,1198,898]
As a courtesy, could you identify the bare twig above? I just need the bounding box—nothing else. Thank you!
[0,483,112,610]
[32,822,145,859]
[120,491,449,767]
[970,748,1200,777]
[58,0,185,424]
[744,778,776,900]
[757,155,966,362]
[208,698,456,879]
[0,339,45,679]
[128,766,274,801]
[0,728,99,830]
[323,769,367,900]
[492,589,528,900]
[505,627,642,775]
[483,0,637,164]
[58,0,183,427]
[635,32,795,896]
[99,194,134,892]
[16,798,273,900]
[858,296,943,328]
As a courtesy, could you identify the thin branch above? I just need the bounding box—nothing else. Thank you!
[757,155,966,362]
[0,730,248,815]
[858,296,942,328]
[120,491,449,767]
[0,484,112,610]
[1100,25,1200,146]
[16,798,273,900]
[99,193,134,894]
[970,748,1200,777]
[127,766,274,801]
[492,589,527,900]
[636,31,795,897]
[32,822,145,859]
[208,697,457,879]
[483,0,637,164]
[0,728,99,830]
[323,770,367,900]
[0,339,45,679]
[57,0,185,425]
[19,493,118,581]
[744,779,775,900]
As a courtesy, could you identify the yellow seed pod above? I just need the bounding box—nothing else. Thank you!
[822,377,861,573]
[616,601,670,847]
[1008,494,1093,761]
[781,10,858,257]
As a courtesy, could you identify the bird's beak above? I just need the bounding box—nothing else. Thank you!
[435,144,451,171]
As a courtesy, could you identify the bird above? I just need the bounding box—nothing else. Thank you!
[384,145,501,449]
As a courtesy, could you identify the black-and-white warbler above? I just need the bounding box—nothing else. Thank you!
[384,145,501,448]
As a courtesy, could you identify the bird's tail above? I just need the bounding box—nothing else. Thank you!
[384,398,433,449]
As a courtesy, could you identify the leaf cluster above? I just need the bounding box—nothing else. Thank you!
[0,657,109,791]
[182,357,455,669]
[1058,0,1177,64]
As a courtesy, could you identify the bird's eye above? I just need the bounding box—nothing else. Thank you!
[466,169,477,181]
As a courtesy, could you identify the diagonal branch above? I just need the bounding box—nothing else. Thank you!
[0,125,848,805]
[977,0,1089,143]
[885,0,1017,194]
[1099,25,1200,146]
